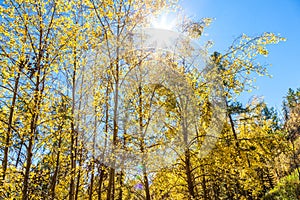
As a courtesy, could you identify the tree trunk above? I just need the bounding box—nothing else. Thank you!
[117,172,124,200]
[89,118,97,200]
[181,98,196,199]
[69,49,77,200]
[138,83,151,200]
[143,167,151,200]
[51,129,62,200]
[2,71,20,181]
[75,145,83,200]
[97,165,105,200]
[89,169,95,200]
[226,100,240,150]
[69,121,76,200]
[107,59,119,200]
[22,48,43,199]
[100,85,109,200]
[15,139,24,168]
[201,167,208,200]
[22,134,34,200]
[185,150,196,199]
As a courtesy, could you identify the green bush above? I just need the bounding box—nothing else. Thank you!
[263,169,300,200]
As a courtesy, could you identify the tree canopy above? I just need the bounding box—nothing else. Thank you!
[0,0,298,200]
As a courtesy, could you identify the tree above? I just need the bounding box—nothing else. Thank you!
[0,0,289,199]
[283,88,300,180]
[0,0,77,198]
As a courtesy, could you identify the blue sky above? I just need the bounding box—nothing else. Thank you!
[181,0,300,111]
[1,0,298,110]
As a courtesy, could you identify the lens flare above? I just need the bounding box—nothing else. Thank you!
[150,14,177,30]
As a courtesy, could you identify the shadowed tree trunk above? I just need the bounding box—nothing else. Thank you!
[2,67,21,181]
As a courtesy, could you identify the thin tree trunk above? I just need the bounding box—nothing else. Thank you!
[15,139,24,168]
[181,97,196,199]
[51,129,62,200]
[99,84,110,200]
[138,83,151,200]
[143,167,151,200]
[69,122,76,200]
[106,3,123,198]
[89,116,97,200]
[97,164,105,200]
[184,150,196,199]
[22,47,43,200]
[22,82,43,200]
[89,167,95,200]
[22,134,34,200]
[69,48,77,200]
[75,145,83,200]
[22,70,44,199]
[2,71,20,181]
[118,109,129,200]
[107,168,116,200]
[107,50,120,200]
[226,100,240,150]
[201,167,208,200]
[117,172,124,200]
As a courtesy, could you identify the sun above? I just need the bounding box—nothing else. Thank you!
[143,14,180,50]
[150,14,177,31]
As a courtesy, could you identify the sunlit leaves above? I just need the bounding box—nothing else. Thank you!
[0,0,293,199]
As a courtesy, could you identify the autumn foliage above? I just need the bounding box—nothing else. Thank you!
[0,0,298,200]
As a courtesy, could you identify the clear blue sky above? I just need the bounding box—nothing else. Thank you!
[181,0,300,110]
